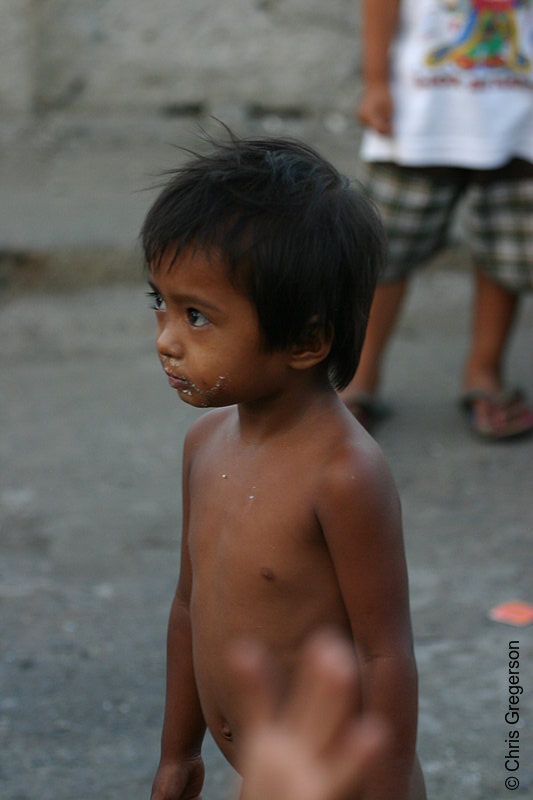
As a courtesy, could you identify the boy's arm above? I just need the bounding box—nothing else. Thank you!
[151,429,207,800]
[316,442,418,800]
[357,0,401,135]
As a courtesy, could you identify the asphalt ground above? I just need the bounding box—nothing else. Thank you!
[1,259,532,800]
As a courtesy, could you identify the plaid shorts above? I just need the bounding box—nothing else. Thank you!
[361,160,533,292]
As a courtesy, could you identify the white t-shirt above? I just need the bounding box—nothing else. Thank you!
[361,0,533,167]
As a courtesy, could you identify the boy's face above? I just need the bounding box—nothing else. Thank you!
[149,247,290,408]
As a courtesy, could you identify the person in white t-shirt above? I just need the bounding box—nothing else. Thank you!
[341,0,533,440]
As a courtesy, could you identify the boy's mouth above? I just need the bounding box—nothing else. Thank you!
[164,371,193,392]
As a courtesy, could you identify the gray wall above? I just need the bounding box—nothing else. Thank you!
[1,0,360,116]
[0,1,363,255]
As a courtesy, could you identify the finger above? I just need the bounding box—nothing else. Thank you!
[328,717,391,799]
[375,115,393,136]
[358,95,393,135]
[227,639,278,733]
[356,105,372,128]
[368,103,392,135]
[283,630,360,753]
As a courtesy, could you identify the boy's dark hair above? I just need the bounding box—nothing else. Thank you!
[141,130,385,390]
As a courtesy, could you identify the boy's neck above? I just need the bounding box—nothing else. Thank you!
[235,373,336,444]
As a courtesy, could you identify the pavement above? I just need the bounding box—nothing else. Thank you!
[1,123,532,799]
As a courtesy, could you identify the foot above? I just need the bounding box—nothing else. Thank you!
[460,387,533,441]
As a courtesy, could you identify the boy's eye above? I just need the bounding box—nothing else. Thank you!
[147,290,166,311]
[187,308,209,327]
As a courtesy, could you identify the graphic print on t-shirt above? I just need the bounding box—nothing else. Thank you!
[425,0,531,73]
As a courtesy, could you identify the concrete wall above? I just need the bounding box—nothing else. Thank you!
[1,0,361,117]
[0,1,363,258]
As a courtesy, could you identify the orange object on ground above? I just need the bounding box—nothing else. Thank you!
[488,600,533,627]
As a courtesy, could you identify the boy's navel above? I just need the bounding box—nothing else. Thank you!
[260,567,275,581]
[220,720,233,740]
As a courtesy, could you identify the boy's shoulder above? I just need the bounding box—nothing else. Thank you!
[315,410,400,522]
[307,412,403,557]
[332,425,395,488]
[183,407,235,455]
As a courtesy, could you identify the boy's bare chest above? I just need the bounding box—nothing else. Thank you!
[187,442,325,586]
[185,429,350,665]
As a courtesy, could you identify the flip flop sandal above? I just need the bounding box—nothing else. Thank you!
[343,392,392,433]
[460,388,533,441]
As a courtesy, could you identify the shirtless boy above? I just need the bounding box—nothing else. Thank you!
[142,133,426,800]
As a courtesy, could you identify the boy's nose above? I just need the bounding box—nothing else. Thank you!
[156,320,184,360]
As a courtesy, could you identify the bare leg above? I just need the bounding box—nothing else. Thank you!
[341,279,408,409]
[463,266,518,393]
[462,267,533,438]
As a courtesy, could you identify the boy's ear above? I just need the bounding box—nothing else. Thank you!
[288,317,333,371]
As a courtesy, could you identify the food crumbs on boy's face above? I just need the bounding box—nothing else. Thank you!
[196,375,227,406]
